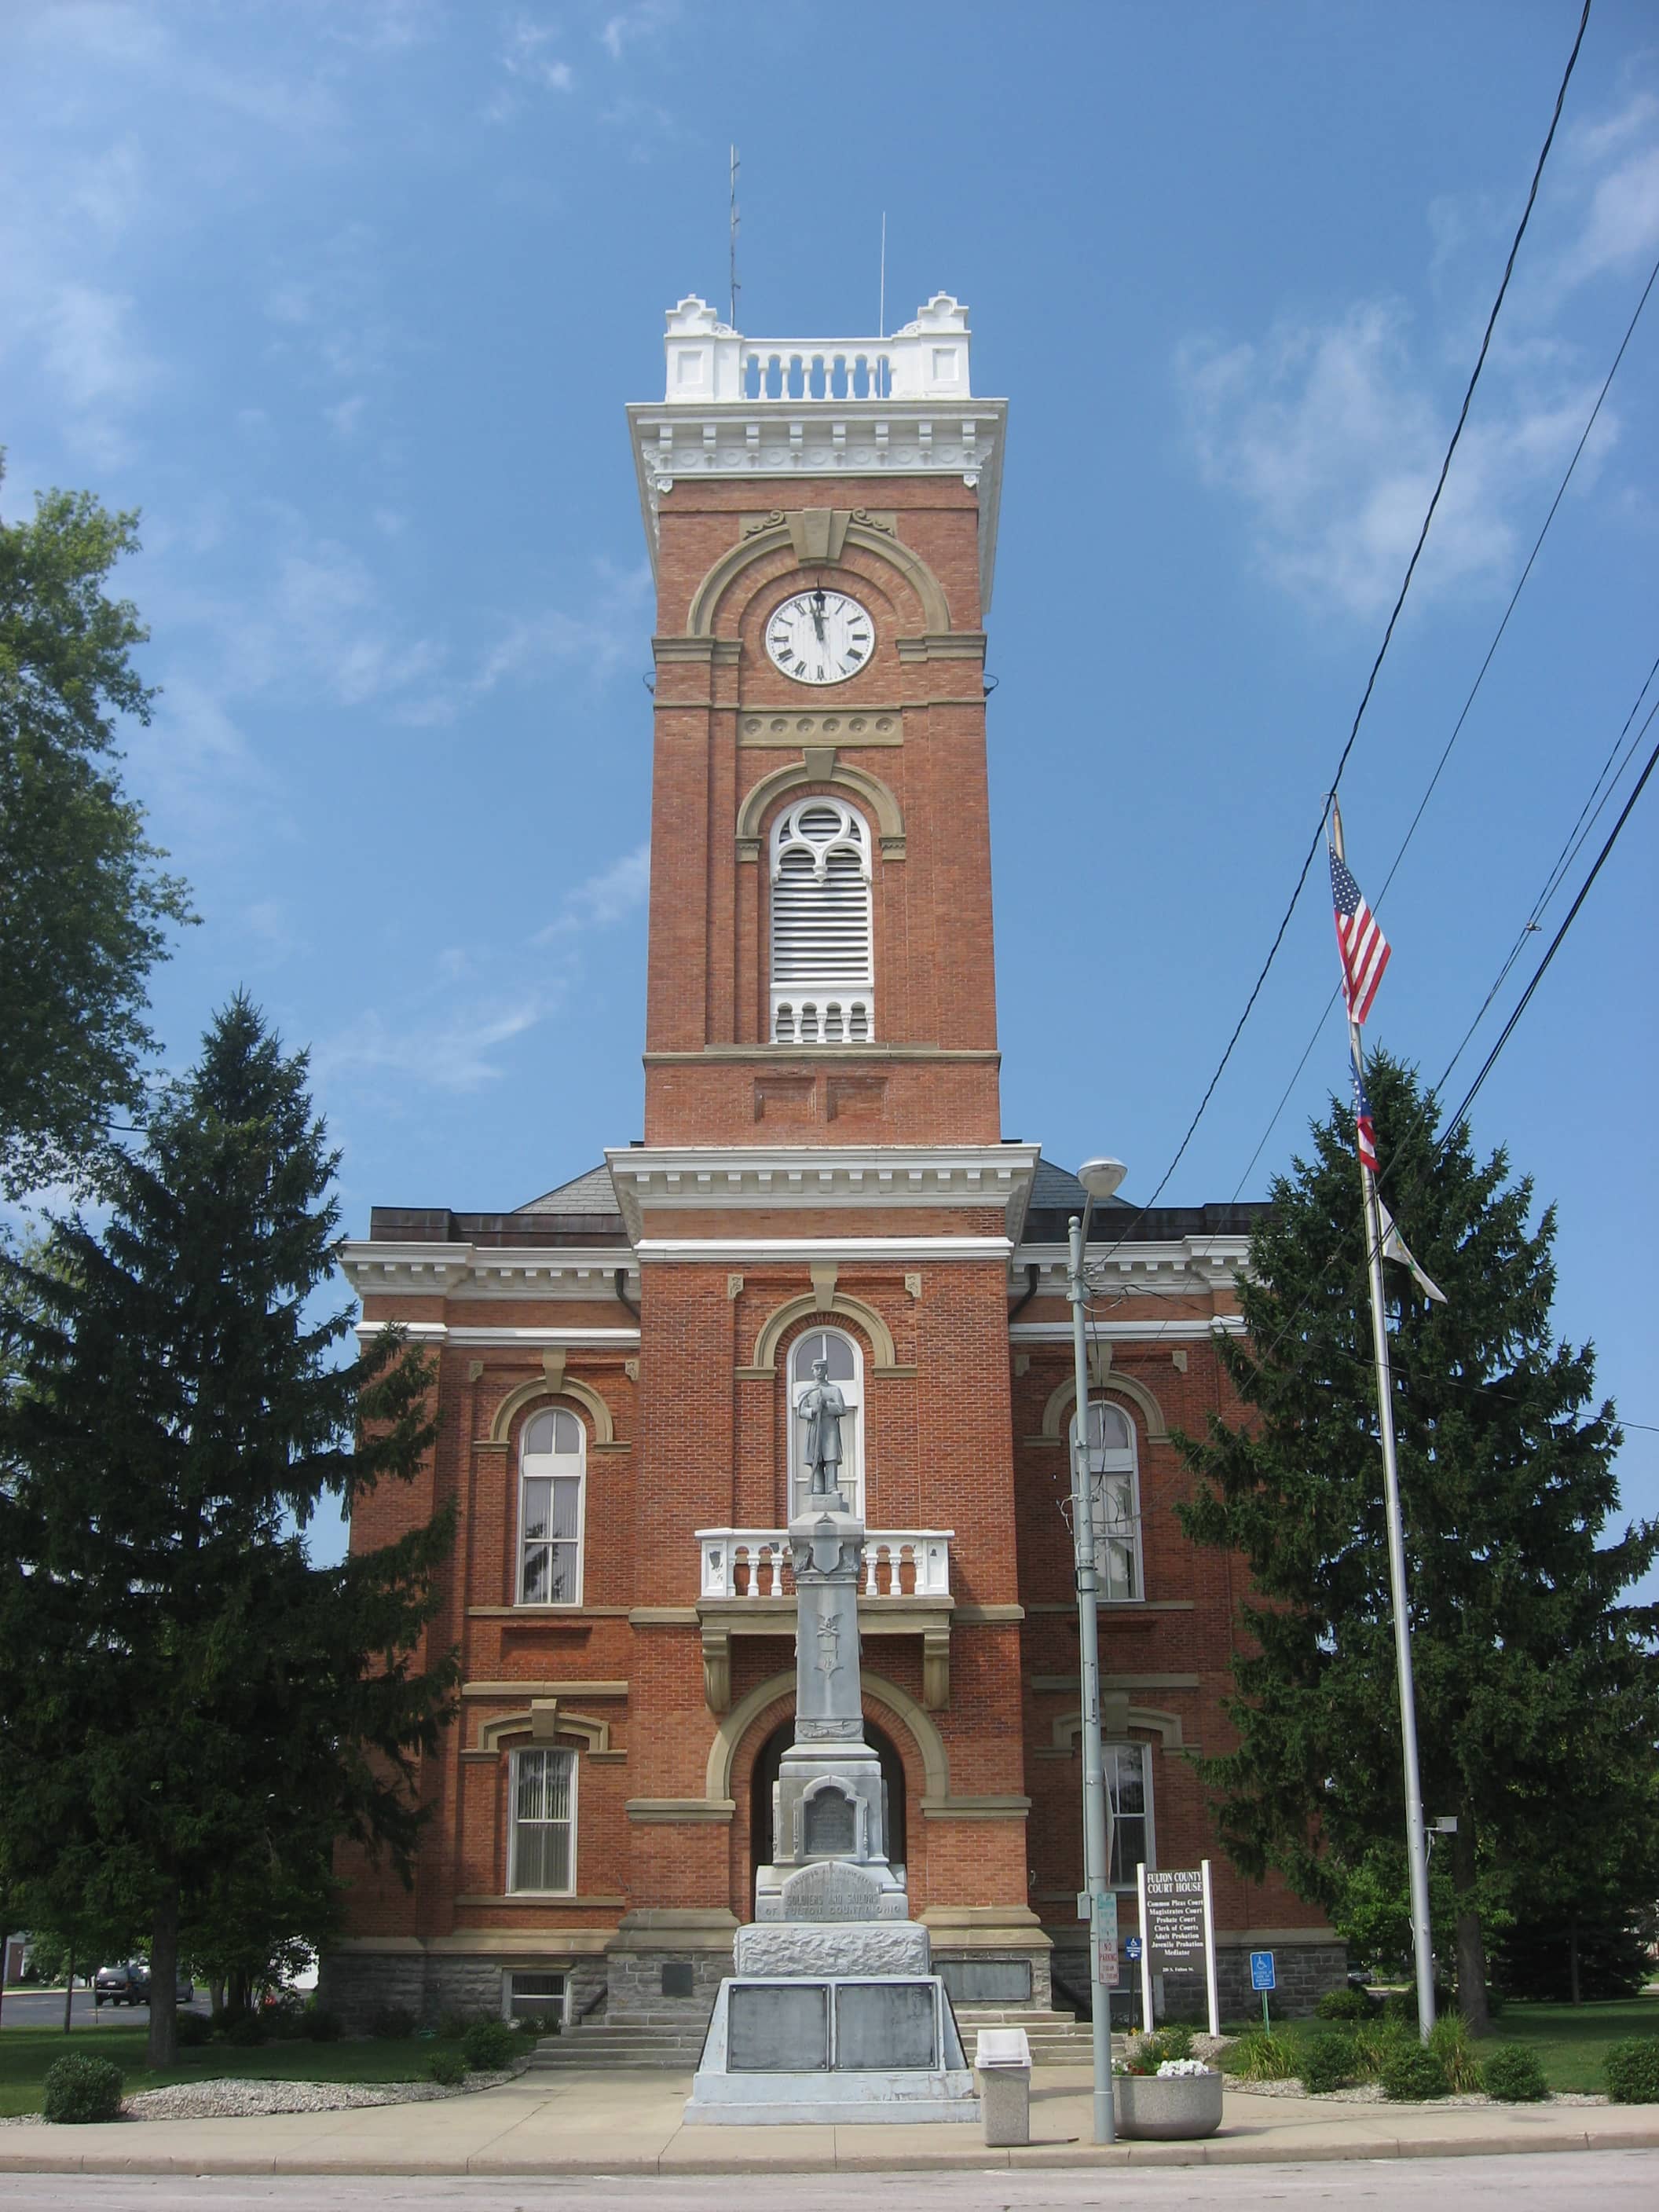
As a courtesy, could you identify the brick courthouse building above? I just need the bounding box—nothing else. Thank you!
[327,297,1342,2034]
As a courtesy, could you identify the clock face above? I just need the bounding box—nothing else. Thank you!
[765,590,874,685]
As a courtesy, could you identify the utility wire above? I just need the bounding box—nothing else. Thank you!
[1229,250,1659,1203]
[1084,0,1594,1263]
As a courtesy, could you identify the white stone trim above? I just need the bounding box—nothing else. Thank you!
[1009,1318,1247,1342]
[354,1323,641,1346]
[606,1143,1038,1245]
[1008,1236,1251,1299]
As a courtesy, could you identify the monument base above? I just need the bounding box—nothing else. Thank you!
[683,1974,978,2128]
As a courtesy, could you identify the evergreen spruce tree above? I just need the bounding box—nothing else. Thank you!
[0,998,456,2065]
[1177,1053,1658,2032]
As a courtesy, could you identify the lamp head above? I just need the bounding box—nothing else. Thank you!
[1077,1157,1128,1203]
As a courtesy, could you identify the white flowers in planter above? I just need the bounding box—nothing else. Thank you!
[1156,2059,1215,2078]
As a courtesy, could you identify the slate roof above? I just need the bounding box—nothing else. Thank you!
[515,1163,621,1216]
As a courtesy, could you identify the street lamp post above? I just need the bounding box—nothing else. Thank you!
[1067,1155,1127,2147]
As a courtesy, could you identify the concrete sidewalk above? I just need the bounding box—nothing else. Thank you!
[2,2064,1656,2176]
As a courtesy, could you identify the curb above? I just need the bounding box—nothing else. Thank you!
[2,2124,1657,2175]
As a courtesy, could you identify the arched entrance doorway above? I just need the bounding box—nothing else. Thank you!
[749,1718,908,1901]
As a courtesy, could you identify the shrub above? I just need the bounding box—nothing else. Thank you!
[223,2014,266,2048]
[1229,2028,1298,2082]
[1481,2044,1548,2103]
[1428,2011,1482,2094]
[436,2007,471,2041]
[460,2017,518,2071]
[426,2047,468,2087]
[302,2004,343,2043]
[372,2005,416,2041]
[1604,2038,1659,2104]
[1352,2019,1408,2079]
[1383,1984,1452,2024]
[174,2009,211,2048]
[262,2002,306,2042]
[42,2053,124,2125]
[1299,2033,1359,2094]
[1152,2021,1195,2060]
[1317,1987,1374,2022]
[1382,2044,1450,2102]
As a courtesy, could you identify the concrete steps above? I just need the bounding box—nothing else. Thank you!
[953,2004,1096,2065]
[528,2022,706,2070]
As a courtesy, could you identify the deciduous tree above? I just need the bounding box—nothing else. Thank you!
[0,464,192,1199]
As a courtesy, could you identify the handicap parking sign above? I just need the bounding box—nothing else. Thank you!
[1124,1936,1143,1961]
[1249,1950,1276,1991]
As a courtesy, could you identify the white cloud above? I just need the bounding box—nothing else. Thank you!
[313,988,565,1094]
[324,394,368,438]
[134,675,289,847]
[534,842,650,942]
[1177,89,1654,621]
[600,2,679,61]
[396,560,650,724]
[503,13,574,91]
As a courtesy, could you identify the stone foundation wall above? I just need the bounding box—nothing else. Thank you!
[604,1943,731,2027]
[1045,1939,1345,2026]
[319,1950,608,2034]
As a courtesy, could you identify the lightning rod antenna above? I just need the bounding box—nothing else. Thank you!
[878,211,887,339]
[729,145,741,328]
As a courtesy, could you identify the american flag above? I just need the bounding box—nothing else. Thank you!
[1330,848,1390,1024]
[1351,1051,1379,1176]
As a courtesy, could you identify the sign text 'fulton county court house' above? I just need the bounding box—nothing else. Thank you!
[324,295,1348,2038]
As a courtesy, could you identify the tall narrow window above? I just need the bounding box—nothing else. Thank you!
[789,1327,865,1516]
[770,799,873,1045]
[519,1408,585,1605]
[1070,1399,1143,1601]
[508,1748,577,1894]
[1106,1741,1151,1886]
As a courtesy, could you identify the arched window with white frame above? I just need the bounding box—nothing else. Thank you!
[789,1327,865,1517]
[518,1407,585,1605]
[1069,1398,1143,1602]
[769,798,873,1046]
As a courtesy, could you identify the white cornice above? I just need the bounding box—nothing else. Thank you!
[339,1241,640,1304]
[354,1322,640,1348]
[626,397,1007,612]
[605,1144,1038,1247]
[1009,1237,1251,1298]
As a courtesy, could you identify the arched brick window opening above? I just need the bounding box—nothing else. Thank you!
[747,1716,908,1903]
[518,1405,586,1605]
[770,797,873,1044]
[789,1324,865,1517]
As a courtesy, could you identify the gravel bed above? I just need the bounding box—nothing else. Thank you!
[1225,2076,1607,2107]
[0,2062,523,2127]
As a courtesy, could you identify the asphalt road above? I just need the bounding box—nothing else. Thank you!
[0,2155,1655,2212]
[1,1990,207,2029]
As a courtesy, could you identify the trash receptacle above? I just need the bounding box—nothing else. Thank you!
[974,2027,1031,2146]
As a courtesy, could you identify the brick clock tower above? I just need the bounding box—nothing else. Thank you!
[331,297,1342,2041]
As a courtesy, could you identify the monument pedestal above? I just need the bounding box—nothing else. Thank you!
[685,1504,977,2127]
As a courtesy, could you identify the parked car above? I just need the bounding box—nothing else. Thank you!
[92,1961,195,2008]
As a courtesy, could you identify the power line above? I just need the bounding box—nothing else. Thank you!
[1089,0,1594,1259]
[1439,713,1659,1141]
[1231,227,1657,1207]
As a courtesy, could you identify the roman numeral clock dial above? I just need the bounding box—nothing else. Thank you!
[765,587,873,685]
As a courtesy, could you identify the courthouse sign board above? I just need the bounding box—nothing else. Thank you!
[1136,1862,1220,2035]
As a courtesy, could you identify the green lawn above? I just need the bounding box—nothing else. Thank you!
[1216,1994,1659,2097]
[0,2023,441,2119]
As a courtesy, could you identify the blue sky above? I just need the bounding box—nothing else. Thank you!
[3,0,1656,1584]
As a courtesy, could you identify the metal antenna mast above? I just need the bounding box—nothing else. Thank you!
[728,145,741,327]
[878,211,887,338]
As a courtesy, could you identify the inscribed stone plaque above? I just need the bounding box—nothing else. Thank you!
[728,1983,829,2072]
[940,1958,1032,2005]
[836,1982,938,2071]
[803,1788,857,1856]
[1144,1868,1206,1974]
[782,1859,884,1921]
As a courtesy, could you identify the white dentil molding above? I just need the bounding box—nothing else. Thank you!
[339,1241,641,1304]
[603,1143,1039,1247]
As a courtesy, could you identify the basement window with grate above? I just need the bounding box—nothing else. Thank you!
[769,798,873,1045]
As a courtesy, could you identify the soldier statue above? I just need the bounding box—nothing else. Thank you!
[797,1356,848,1502]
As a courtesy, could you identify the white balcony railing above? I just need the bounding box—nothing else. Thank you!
[698,1528,953,1602]
[662,295,972,406]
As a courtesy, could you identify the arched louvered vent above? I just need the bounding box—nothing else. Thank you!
[770,798,873,1045]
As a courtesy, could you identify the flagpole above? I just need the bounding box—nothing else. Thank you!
[1330,801,1437,2045]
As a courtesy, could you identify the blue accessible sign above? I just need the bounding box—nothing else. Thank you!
[1124,1936,1143,1961]
[1249,1950,1276,1992]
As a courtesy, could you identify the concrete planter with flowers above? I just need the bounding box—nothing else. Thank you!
[1112,2058,1225,2141]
